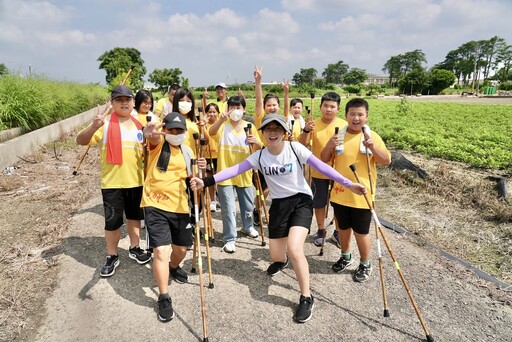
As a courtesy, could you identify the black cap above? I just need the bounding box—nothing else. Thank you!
[111,85,134,99]
[258,114,290,134]
[163,112,187,130]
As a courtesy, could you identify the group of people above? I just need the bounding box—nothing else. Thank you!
[76,66,391,324]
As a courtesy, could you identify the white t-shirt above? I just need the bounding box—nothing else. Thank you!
[246,142,312,199]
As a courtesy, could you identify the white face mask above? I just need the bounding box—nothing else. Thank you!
[229,109,244,121]
[178,101,192,114]
[165,133,186,146]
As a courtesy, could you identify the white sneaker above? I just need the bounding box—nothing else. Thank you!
[210,201,217,212]
[241,228,259,239]
[222,241,236,253]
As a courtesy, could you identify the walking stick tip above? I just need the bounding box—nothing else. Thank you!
[426,335,434,342]
[208,283,214,289]
[349,164,356,172]
[191,267,197,274]
[384,309,390,317]
[193,132,199,140]
[72,170,78,176]
[261,241,266,247]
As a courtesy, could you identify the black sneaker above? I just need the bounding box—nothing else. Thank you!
[354,263,372,282]
[100,255,119,277]
[170,266,188,284]
[253,209,261,226]
[157,295,175,322]
[332,256,353,273]
[294,295,314,323]
[129,246,152,265]
[266,259,289,276]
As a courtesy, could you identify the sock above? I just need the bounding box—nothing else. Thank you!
[360,260,371,268]
[342,251,351,260]
[158,293,170,300]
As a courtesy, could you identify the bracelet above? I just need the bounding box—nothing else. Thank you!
[302,128,311,134]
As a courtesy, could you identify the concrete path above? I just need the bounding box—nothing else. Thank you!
[35,192,512,341]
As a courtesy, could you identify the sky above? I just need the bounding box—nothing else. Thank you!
[1,0,511,88]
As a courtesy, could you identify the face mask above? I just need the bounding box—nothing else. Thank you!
[165,133,186,146]
[178,101,192,114]
[229,109,244,121]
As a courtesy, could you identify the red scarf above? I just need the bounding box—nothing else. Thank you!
[106,112,143,165]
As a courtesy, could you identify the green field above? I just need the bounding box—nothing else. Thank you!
[241,97,512,170]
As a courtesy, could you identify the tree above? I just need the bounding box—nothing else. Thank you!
[148,68,184,93]
[398,68,429,95]
[97,47,146,90]
[342,68,368,85]
[428,69,456,95]
[321,60,349,84]
[292,68,317,87]
[0,63,8,77]
[496,43,512,82]
[383,50,427,86]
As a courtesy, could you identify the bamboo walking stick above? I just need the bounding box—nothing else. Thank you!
[191,158,209,342]
[244,123,267,246]
[350,164,434,342]
[73,65,134,175]
[200,137,214,288]
[319,126,339,256]
[362,126,390,317]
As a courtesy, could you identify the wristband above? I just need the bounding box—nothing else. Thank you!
[203,176,216,187]
[302,128,311,134]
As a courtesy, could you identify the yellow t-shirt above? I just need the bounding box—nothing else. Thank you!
[310,117,348,179]
[210,98,227,115]
[137,112,161,125]
[213,120,261,187]
[140,141,190,213]
[154,98,172,118]
[87,115,144,189]
[329,130,390,209]
[183,118,200,158]
[205,122,218,159]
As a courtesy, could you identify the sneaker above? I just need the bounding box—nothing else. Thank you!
[253,210,261,226]
[100,255,119,277]
[331,230,341,248]
[222,241,236,253]
[170,266,188,284]
[314,229,326,247]
[354,263,372,282]
[332,256,353,273]
[210,201,217,212]
[241,228,259,239]
[157,295,175,322]
[129,246,152,265]
[294,295,314,323]
[266,258,289,276]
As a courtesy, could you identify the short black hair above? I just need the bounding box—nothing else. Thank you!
[345,98,369,114]
[227,95,246,109]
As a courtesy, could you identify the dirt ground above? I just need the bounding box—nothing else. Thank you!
[1,95,511,341]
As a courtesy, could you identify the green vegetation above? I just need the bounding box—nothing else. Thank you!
[366,99,512,169]
[0,75,108,131]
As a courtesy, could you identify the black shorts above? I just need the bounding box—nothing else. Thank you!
[101,187,144,231]
[268,193,313,239]
[331,202,372,235]
[311,178,330,208]
[144,207,192,248]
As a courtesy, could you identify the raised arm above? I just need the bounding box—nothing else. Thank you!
[190,160,253,190]
[254,65,263,120]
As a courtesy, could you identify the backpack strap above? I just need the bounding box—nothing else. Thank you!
[289,142,303,171]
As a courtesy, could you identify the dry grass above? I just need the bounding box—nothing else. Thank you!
[377,152,512,283]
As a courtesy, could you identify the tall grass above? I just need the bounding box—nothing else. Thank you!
[0,75,108,131]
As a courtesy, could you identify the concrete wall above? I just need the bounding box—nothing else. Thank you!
[0,105,105,170]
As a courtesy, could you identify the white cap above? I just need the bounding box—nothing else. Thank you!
[214,82,227,89]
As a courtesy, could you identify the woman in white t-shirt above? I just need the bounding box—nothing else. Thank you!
[190,114,366,324]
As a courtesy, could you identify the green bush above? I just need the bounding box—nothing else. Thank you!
[0,75,108,130]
